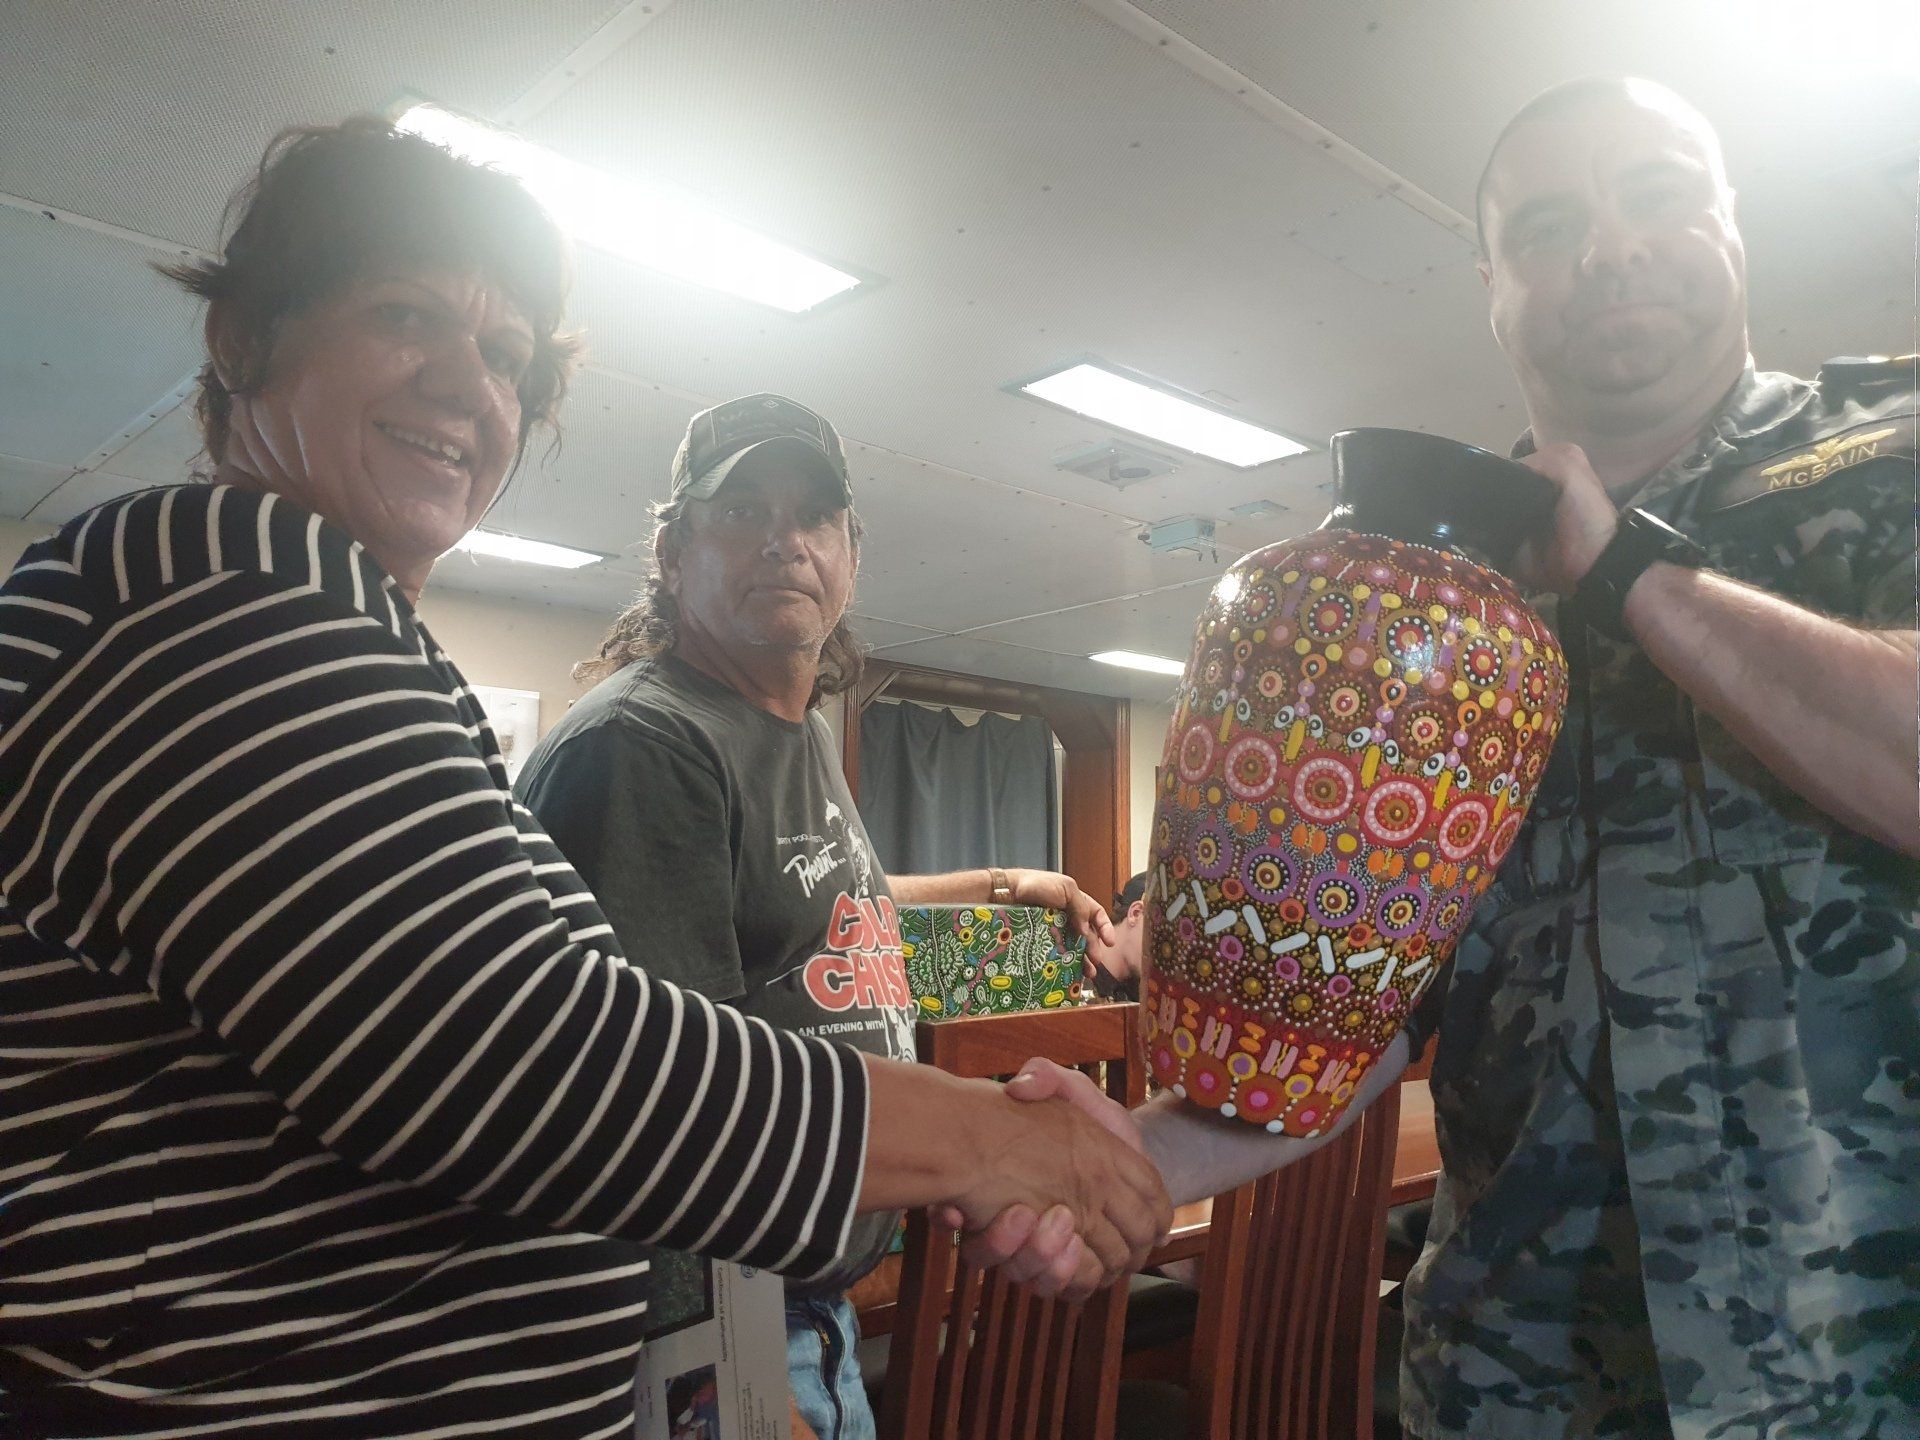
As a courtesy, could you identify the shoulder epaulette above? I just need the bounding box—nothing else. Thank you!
[1817,354,1919,405]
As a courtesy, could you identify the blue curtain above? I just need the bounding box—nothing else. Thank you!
[859,701,1059,876]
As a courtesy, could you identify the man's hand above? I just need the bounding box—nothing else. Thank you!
[995,1039,1417,1210]
[939,1059,1158,1297]
[1512,441,1620,597]
[1006,868,1115,947]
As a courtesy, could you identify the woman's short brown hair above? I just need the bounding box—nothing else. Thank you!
[163,116,581,468]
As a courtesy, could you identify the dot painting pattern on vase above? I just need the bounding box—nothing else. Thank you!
[1142,530,1569,1134]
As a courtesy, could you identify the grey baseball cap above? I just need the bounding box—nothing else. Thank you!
[669,393,853,506]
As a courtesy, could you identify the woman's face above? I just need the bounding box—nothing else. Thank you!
[220,263,535,593]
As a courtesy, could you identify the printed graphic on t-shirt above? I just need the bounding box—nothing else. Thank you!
[777,801,875,895]
[770,802,914,1062]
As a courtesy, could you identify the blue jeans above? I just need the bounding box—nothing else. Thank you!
[785,1293,876,1440]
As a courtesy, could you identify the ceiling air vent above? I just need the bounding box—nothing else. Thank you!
[1137,515,1217,561]
[1053,439,1182,488]
[1230,499,1286,520]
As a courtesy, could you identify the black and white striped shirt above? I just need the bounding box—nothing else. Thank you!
[0,483,868,1437]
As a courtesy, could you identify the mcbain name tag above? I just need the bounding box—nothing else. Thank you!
[1712,413,1915,512]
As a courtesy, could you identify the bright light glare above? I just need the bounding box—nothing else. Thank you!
[1090,649,1187,676]
[1022,363,1308,468]
[1711,0,1918,70]
[397,103,863,313]
[453,529,603,569]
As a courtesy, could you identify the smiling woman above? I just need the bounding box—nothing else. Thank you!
[0,118,1171,1436]
[160,118,580,595]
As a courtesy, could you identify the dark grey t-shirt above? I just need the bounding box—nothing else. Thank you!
[515,654,913,1297]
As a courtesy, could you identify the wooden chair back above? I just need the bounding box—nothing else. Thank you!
[1183,1080,1404,1440]
[880,1002,1144,1440]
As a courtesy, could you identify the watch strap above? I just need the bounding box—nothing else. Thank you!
[1573,508,1707,641]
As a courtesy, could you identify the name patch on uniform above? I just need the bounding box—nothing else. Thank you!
[1712,414,1914,511]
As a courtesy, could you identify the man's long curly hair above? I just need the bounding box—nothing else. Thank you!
[574,492,867,705]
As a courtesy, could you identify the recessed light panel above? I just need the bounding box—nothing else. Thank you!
[1019,361,1309,468]
[1090,649,1186,676]
[453,529,604,569]
[398,102,866,314]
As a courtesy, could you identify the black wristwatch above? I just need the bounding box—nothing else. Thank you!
[1572,508,1709,640]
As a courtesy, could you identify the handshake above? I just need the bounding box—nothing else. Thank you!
[860,865,1412,1304]
[943,1058,1172,1301]
[868,1029,1410,1301]
[866,1052,1177,1303]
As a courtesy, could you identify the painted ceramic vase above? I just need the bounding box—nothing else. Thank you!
[1142,429,1570,1134]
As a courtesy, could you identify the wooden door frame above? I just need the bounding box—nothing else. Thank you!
[842,660,1131,912]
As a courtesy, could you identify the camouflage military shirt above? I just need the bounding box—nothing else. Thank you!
[1400,358,1920,1440]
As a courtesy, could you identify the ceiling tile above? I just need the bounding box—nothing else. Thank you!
[1291,191,1474,286]
[873,631,1187,702]
[850,613,948,650]
[0,454,73,522]
[89,398,205,484]
[426,548,648,616]
[0,0,617,252]
[1,0,1910,688]
[1133,0,1920,217]
[484,365,698,556]
[25,469,156,526]
[0,206,204,466]
[960,575,1221,661]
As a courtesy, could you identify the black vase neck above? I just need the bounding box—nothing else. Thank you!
[1324,428,1558,574]
[1322,504,1499,569]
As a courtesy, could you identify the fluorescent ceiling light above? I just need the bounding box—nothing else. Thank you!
[1090,649,1186,676]
[1018,361,1309,469]
[396,102,864,314]
[453,529,604,569]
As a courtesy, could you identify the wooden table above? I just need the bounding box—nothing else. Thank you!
[1392,1073,1440,1203]
[851,1077,1440,1331]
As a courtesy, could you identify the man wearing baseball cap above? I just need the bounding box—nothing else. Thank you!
[516,394,1117,1439]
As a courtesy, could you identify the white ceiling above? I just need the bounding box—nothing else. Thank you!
[2,0,1914,701]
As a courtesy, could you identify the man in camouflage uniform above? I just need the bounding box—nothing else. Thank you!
[1399,77,1919,1440]
[969,71,1915,1440]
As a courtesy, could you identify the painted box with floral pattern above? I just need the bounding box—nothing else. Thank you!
[900,904,1089,1018]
